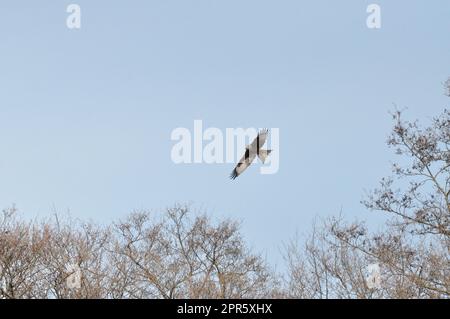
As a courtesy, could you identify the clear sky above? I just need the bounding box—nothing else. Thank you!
[1,1,449,267]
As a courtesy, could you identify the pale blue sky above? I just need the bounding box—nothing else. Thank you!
[1,1,449,266]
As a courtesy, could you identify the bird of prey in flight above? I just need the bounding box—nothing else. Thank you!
[230,129,272,180]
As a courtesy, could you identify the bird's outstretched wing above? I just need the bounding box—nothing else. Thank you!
[230,148,257,180]
[249,129,269,152]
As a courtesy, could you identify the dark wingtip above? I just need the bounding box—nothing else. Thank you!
[230,169,238,180]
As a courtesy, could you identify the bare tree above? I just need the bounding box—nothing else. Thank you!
[284,218,379,299]
[285,105,450,298]
[0,208,112,299]
[112,205,277,299]
[0,204,278,299]
[0,206,48,298]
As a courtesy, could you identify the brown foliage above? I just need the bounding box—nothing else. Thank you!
[0,205,277,299]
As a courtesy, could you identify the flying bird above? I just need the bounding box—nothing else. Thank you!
[230,129,272,180]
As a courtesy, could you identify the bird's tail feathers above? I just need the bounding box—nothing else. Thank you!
[258,149,272,164]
